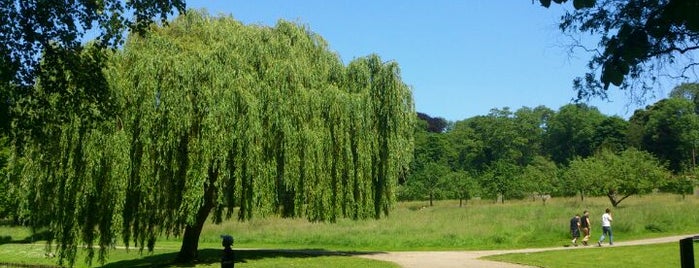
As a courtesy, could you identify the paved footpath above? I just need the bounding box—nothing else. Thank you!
[358,234,697,268]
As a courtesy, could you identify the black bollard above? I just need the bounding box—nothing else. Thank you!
[679,236,695,268]
[221,235,235,268]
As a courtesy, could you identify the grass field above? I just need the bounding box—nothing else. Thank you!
[485,241,699,268]
[0,193,697,267]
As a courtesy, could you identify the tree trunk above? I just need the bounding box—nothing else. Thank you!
[607,191,619,208]
[429,192,434,207]
[176,217,208,263]
[176,165,218,263]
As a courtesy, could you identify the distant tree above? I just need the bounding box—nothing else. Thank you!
[447,119,485,172]
[417,112,449,133]
[669,83,699,113]
[601,148,670,207]
[448,170,481,207]
[634,98,699,172]
[592,116,629,153]
[514,106,554,165]
[519,156,560,205]
[564,156,604,201]
[663,171,697,199]
[567,148,670,207]
[544,104,605,165]
[410,162,451,206]
[538,0,699,101]
[465,108,534,168]
[481,159,522,203]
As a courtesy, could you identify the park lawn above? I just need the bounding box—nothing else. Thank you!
[0,242,398,268]
[484,242,698,268]
[0,194,697,267]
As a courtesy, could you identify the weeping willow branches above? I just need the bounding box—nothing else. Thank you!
[10,10,414,265]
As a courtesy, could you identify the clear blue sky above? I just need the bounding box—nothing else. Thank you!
[186,0,668,121]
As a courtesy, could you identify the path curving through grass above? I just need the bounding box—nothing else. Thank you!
[357,234,697,268]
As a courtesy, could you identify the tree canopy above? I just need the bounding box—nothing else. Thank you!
[538,0,699,101]
[0,0,186,137]
[10,11,415,265]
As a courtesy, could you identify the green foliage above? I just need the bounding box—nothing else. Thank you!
[563,155,604,199]
[403,162,451,206]
[9,11,414,265]
[1,1,187,159]
[0,135,10,219]
[539,0,699,100]
[630,97,699,172]
[0,0,186,85]
[670,82,699,114]
[565,148,670,207]
[662,168,698,198]
[518,156,560,203]
[545,104,605,165]
[481,160,523,202]
[448,170,481,206]
[592,116,629,153]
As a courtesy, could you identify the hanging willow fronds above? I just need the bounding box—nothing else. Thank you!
[10,10,414,265]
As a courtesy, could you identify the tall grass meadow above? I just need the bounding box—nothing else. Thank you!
[194,193,699,251]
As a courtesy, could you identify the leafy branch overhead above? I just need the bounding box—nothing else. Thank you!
[538,0,699,100]
[0,0,186,84]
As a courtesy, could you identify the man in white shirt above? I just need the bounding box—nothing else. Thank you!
[597,208,613,246]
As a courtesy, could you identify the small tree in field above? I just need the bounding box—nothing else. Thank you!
[449,170,481,207]
[519,156,560,205]
[566,148,670,207]
[600,148,670,207]
[481,160,521,203]
[663,169,698,199]
[408,162,450,206]
[564,156,605,201]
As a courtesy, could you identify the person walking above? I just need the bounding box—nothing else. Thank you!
[580,210,591,246]
[570,214,581,246]
[597,208,613,246]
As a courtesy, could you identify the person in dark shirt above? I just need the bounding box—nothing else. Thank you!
[580,210,591,246]
[221,235,235,268]
[570,214,581,246]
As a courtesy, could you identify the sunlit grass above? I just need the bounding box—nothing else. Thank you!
[485,242,699,268]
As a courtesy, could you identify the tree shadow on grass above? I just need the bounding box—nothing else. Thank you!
[0,230,52,245]
[102,248,385,267]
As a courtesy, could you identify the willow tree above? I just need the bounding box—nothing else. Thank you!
[10,11,414,265]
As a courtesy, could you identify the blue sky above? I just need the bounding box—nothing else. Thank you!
[186,0,669,121]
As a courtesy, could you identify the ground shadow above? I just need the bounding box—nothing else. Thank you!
[102,248,385,267]
[0,230,52,245]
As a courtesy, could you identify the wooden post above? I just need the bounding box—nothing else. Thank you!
[679,236,695,268]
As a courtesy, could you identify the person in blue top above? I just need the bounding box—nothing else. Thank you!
[570,214,581,246]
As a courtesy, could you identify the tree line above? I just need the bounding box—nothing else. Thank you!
[404,83,699,207]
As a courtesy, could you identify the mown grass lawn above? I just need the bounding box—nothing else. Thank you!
[1,193,697,267]
[485,241,698,268]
